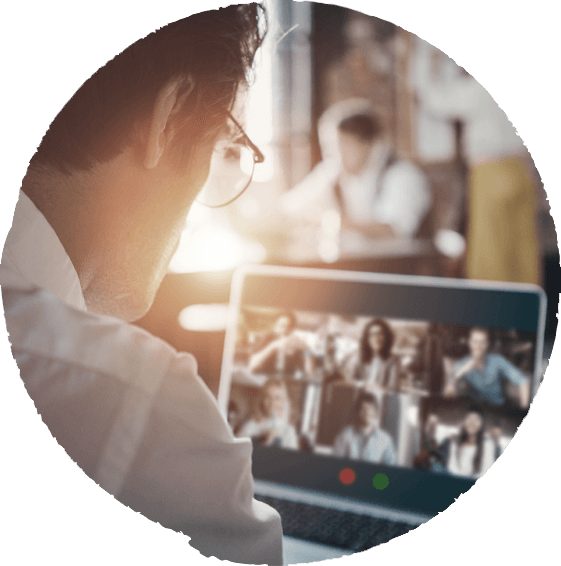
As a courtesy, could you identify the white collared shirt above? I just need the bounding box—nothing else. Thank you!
[1,192,283,565]
[337,146,429,235]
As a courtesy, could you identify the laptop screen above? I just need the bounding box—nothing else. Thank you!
[218,266,546,516]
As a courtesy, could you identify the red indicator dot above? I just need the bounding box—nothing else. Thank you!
[339,467,356,485]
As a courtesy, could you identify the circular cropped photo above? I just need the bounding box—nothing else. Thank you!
[1,1,558,565]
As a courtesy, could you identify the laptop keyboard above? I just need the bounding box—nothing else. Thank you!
[255,494,416,552]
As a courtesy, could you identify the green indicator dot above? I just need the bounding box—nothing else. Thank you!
[372,473,389,490]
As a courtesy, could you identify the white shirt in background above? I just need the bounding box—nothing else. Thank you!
[1,191,283,566]
[282,145,431,239]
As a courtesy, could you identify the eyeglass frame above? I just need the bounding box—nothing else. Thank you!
[197,111,265,209]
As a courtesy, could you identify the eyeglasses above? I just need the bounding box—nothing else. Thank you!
[196,112,265,208]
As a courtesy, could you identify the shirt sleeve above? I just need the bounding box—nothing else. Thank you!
[375,161,432,238]
[496,354,529,386]
[117,354,283,565]
[5,287,283,566]
[280,160,339,220]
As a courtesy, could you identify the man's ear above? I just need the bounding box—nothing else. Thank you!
[144,76,194,169]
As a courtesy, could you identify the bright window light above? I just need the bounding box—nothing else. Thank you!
[178,303,230,332]
[244,2,275,183]
[168,215,267,273]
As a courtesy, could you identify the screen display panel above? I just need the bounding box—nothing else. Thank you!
[218,266,546,515]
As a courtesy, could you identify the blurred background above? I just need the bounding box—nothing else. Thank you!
[134,1,558,395]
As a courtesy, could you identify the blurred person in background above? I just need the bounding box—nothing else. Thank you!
[238,378,299,450]
[0,5,284,564]
[333,391,396,464]
[248,310,308,376]
[416,48,539,284]
[446,327,530,409]
[281,98,431,240]
[344,318,401,390]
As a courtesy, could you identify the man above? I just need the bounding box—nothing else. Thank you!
[447,327,530,409]
[333,392,396,465]
[0,5,283,565]
[281,98,431,240]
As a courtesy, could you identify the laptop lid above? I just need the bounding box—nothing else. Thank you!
[218,265,546,519]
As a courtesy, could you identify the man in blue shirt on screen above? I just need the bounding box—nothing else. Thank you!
[450,327,530,408]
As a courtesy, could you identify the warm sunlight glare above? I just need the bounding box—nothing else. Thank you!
[178,303,230,332]
[169,210,267,273]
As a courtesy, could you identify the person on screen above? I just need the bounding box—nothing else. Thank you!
[248,311,308,377]
[0,5,283,565]
[447,327,530,408]
[424,407,499,479]
[345,318,401,390]
[333,392,396,465]
[281,98,431,239]
[238,379,299,450]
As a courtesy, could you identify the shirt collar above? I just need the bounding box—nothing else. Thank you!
[1,191,87,312]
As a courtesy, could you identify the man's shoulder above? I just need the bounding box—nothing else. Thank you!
[3,285,194,381]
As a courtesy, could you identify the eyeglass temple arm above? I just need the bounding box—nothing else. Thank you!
[228,112,265,164]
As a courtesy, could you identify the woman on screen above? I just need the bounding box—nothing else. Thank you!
[424,406,499,479]
[238,379,299,450]
[346,318,400,389]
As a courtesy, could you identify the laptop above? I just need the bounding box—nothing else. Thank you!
[217,265,547,563]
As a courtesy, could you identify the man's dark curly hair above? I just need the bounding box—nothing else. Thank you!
[32,3,267,174]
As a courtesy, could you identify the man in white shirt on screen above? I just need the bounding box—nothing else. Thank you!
[0,4,283,565]
[333,392,397,465]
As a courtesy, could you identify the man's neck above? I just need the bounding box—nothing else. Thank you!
[473,354,487,370]
[21,149,143,309]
